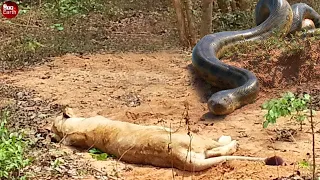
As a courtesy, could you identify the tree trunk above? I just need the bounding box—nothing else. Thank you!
[183,0,197,47]
[237,0,250,11]
[200,0,213,37]
[212,0,219,11]
[172,0,188,47]
[217,0,230,13]
[309,0,315,6]
[230,0,237,11]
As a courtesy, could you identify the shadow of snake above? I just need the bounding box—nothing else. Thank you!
[192,0,320,115]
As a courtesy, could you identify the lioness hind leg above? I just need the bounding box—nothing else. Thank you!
[205,140,238,158]
[184,154,266,172]
[182,155,234,172]
[182,140,239,171]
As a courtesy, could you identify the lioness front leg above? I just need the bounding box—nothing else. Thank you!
[205,140,238,158]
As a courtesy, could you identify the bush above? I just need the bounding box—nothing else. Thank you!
[261,92,314,130]
[0,110,31,179]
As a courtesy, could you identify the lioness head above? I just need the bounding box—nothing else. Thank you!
[51,107,76,142]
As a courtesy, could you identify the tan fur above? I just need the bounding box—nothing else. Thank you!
[51,108,266,172]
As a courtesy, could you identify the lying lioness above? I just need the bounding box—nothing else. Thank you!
[51,108,282,172]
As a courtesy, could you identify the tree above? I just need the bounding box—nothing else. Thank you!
[172,0,188,47]
[215,0,252,12]
[172,0,197,48]
[200,0,214,38]
[217,0,230,12]
[236,0,251,11]
[230,0,238,11]
[183,0,197,47]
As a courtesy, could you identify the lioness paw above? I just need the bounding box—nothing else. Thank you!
[228,140,239,154]
[218,135,232,145]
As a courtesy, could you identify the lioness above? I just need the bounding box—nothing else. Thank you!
[51,108,282,172]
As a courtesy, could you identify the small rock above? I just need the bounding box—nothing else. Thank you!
[17,92,24,99]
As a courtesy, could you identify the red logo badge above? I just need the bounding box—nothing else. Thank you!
[1,1,19,19]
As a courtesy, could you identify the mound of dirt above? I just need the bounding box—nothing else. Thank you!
[224,38,320,92]
[296,87,320,111]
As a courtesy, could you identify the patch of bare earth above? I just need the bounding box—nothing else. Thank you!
[224,38,320,91]
[1,47,320,180]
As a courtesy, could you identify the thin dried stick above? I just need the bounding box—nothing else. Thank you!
[114,145,136,179]
[169,123,175,180]
[309,92,316,180]
[147,103,183,133]
[182,101,195,176]
[0,20,40,28]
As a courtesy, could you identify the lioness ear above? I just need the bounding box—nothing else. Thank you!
[62,107,76,118]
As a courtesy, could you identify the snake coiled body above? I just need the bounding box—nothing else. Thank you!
[192,0,320,115]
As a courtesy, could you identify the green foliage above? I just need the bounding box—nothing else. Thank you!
[262,92,314,129]
[42,0,127,22]
[0,110,31,179]
[88,148,114,161]
[16,1,31,15]
[23,37,45,53]
[50,23,64,31]
[44,0,80,18]
[299,159,310,169]
[50,158,64,169]
[213,11,254,32]
[44,0,108,18]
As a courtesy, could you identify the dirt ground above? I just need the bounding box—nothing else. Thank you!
[1,51,320,180]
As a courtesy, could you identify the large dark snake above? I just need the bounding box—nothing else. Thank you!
[192,0,320,115]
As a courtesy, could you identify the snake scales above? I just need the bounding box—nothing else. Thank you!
[192,0,320,115]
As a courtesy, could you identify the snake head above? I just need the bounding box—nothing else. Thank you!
[207,92,236,115]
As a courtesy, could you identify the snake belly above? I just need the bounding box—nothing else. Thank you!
[192,0,320,115]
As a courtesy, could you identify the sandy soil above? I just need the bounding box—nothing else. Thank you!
[1,51,319,180]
